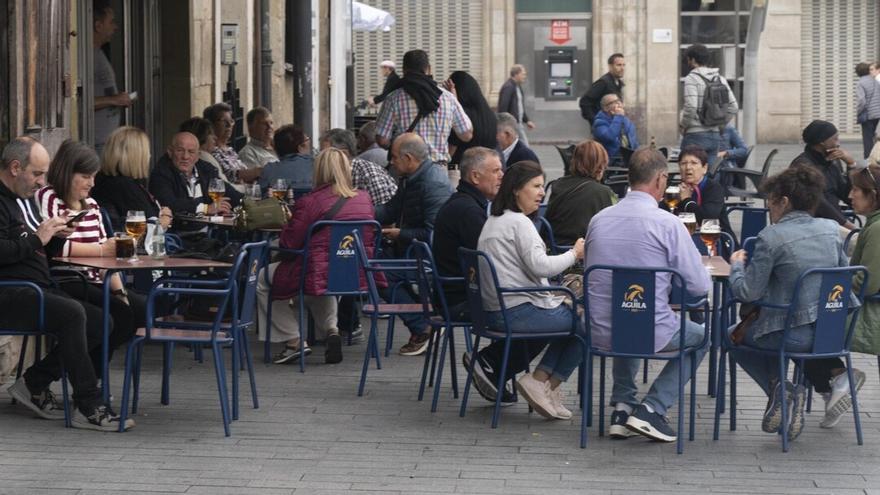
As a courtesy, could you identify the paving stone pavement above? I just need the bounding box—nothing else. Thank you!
[2,322,880,495]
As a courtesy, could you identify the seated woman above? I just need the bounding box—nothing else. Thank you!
[545,140,617,246]
[727,166,861,442]
[92,127,173,232]
[258,124,313,194]
[36,140,146,379]
[667,146,736,246]
[256,148,374,365]
[477,161,585,420]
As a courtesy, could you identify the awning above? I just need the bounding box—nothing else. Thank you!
[352,1,395,32]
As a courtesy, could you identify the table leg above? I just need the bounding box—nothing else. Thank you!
[101,270,117,404]
[707,279,721,397]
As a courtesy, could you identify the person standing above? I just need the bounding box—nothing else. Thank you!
[680,44,738,165]
[92,0,132,154]
[368,60,400,106]
[496,65,536,146]
[579,54,625,124]
[856,62,880,159]
[447,71,498,166]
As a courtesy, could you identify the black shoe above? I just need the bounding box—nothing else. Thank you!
[72,404,135,432]
[272,345,312,365]
[787,383,806,441]
[7,378,65,420]
[325,334,343,364]
[340,324,365,345]
[762,380,794,434]
[625,404,676,442]
[462,352,516,406]
[609,409,638,439]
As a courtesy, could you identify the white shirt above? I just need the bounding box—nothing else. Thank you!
[501,139,519,165]
[184,167,209,215]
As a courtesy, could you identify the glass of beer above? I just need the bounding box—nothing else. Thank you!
[664,186,681,209]
[114,233,136,261]
[678,213,697,236]
[208,178,225,212]
[272,179,288,201]
[125,210,146,262]
[246,183,261,200]
[700,219,722,256]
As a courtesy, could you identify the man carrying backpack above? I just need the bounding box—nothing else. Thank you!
[680,44,739,167]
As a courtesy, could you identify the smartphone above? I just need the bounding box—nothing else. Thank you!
[66,210,88,227]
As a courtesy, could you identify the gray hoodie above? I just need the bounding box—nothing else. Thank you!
[680,66,739,134]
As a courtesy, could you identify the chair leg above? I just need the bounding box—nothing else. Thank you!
[579,341,588,448]
[211,341,232,437]
[161,342,174,406]
[491,338,513,429]
[677,356,685,454]
[586,353,593,428]
[241,328,259,409]
[598,357,606,437]
[846,354,864,446]
[729,352,737,431]
[459,335,481,418]
[358,316,380,397]
[132,343,143,415]
[430,326,453,412]
[447,329,459,399]
[428,327,441,388]
[642,358,648,383]
[417,325,437,402]
[231,333,241,421]
[119,339,139,432]
[689,354,697,442]
[713,348,727,441]
[779,358,790,453]
[263,284,275,364]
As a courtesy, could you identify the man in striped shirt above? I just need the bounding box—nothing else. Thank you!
[375,49,473,167]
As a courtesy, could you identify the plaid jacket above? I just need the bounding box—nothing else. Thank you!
[351,157,397,206]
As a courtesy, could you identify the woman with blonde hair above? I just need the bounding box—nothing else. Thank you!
[91,126,173,231]
[545,139,617,245]
[256,148,377,365]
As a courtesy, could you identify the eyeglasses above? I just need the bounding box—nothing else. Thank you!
[864,166,880,190]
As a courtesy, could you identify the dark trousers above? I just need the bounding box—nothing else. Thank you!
[804,358,845,393]
[57,281,145,377]
[337,295,361,333]
[860,119,879,159]
[0,287,102,412]
[377,244,427,336]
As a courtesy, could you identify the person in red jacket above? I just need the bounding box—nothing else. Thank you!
[256,148,376,364]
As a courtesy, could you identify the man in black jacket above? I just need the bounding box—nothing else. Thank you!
[433,146,546,405]
[368,60,400,106]
[496,112,539,169]
[0,136,132,431]
[497,64,536,145]
[149,132,242,225]
[579,53,625,124]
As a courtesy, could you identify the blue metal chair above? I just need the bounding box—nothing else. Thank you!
[351,229,427,396]
[457,247,589,447]
[844,228,861,255]
[535,217,574,256]
[118,241,268,436]
[383,229,435,357]
[583,265,710,454]
[842,210,864,228]
[262,220,381,370]
[713,266,869,452]
[0,281,72,427]
[409,240,472,412]
[727,206,768,244]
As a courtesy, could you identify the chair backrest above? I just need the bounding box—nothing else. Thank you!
[301,220,381,296]
[458,247,504,336]
[727,206,768,242]
[410,240,456,322]
[231,241,269,327]
[100,207,114,236]
[584,265,686,355]
[555,144,575,176]
[351,228,385,307]
[844,228,861,255]
[794,267,868,354]
[758,148,778,181]
[743,236,756,264]
[534,216,561,254]
[842,209,864,228]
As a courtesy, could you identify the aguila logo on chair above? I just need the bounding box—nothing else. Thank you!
[825,284,845,310]
[621,284,647,312]
[336,235,356,257]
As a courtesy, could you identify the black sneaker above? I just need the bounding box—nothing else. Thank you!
[72,404,135,432]
[609,409,638,439]
[762,380,794,434]
[340,325,365,345]
[787,383,806,441]
[272,345,312,365]
[462,352,516,406]
[625,404,676,442]
[6,377,65,420]
[325,334,343,364]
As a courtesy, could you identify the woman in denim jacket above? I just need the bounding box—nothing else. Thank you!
[728,166,863,441]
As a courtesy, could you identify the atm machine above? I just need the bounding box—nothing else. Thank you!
[543,46,577,100]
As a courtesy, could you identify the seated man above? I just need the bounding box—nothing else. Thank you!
[591,94,639,165]
[149,132,243,226]
[375,133,452,356]
[259,124,314,192]
[356,121,388,168]
[237,106,278,175]
[717,124,749,187]
[496,112,538,169]
[0,137,133,431]
[585,147,711,443]
[321,128,397,207]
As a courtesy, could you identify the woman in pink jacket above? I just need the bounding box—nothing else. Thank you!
[257,148,376,364]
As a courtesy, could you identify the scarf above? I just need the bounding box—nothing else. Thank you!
[395,71,443,116]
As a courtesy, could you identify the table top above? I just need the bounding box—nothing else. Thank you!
[54,256,232,270]
[178,215,236,227]
[703,256,731,278]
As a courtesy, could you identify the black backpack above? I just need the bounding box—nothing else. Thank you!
[696,73,731,127]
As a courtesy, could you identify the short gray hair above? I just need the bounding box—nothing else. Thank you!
[320,128,357,157]
[509,64,525,78]
[357,121,378,146]
[628,147,667,186]
[496,112,518,134]
[398,135,429,162]
[600,93,619,110]
[1,136,37,170]
[460,147,499,181]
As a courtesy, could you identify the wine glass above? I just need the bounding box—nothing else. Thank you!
[272,178,288,201]
[208,178,225,214]
[678,213,697,236]
[125,210,146,262]
[247,183,261,200]
[664,185,681,209]
[699,219,721,257]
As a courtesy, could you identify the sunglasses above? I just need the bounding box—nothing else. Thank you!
[864,166,880,190]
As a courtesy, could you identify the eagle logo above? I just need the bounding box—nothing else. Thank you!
[339,235,355,250]
[625,284,645,302]
[828,284,844,302]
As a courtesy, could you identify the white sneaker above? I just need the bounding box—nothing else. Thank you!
[820,369,866,429]
[515,374,556,419]
[548,387,572,420]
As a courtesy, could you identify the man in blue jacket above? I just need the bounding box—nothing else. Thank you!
[375,133,452,356]
[592,94,639,165]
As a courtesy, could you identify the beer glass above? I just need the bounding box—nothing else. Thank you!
[678,213,697,236]
[700,219,721,256]
[125,210,146,261]
[664,186,681,209]
[272,179,288,201]
[114,233,135,261]
[208,178,225,212]
[246,183,261,200]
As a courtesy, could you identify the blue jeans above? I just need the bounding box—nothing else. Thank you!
[681,131,721,168]
[488,302,583,382]
[379,267,427,336]
[729,324,814,396]
[611,319,707,416]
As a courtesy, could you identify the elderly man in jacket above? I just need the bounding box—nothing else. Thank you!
[376,133,452,356]
[592,94,639,165]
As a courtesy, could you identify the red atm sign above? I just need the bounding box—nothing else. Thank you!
[550,20,571,45]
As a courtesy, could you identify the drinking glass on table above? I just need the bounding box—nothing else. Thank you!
[678,212,697,236]
[272,179,288,201]
[700,219,722,256]
[124,210,146,262]
[664,185,681,209]
[246,183,262,200]
[208,178,225,213]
